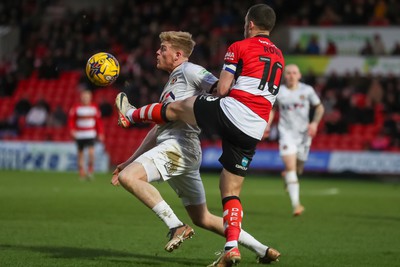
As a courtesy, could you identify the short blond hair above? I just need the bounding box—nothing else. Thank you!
[159,31,196,58]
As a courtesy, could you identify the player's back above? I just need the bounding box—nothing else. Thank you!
[222,36,285,140]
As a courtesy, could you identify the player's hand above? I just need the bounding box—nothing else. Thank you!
[308,122,318,137]
[262,126,271,140]
[111,167,121,186]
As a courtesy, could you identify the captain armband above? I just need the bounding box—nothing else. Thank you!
[223,63,237,74]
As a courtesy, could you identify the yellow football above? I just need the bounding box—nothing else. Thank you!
[86,52,120,86]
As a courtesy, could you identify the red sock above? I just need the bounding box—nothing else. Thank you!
[132,103,166,124]
[223,197,242,247]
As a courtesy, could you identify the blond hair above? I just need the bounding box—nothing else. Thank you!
[159,31,196,58]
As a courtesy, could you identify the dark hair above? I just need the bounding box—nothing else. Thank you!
[247,4,276,32]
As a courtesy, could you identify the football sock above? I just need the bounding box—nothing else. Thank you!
[78,165,85,177]
[222,196,242,250]
[131,103,168,124]
[152,200,183,229]
[88,163,93,175]
[285,170,300,208]
[238,230,269,257]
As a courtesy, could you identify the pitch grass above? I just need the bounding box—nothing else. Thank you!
[0,170,399,267]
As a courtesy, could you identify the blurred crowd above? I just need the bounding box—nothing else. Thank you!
[0,0,400,150]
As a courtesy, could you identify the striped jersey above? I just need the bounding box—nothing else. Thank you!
[157,62,218,143]
[276,82,321,135]
[221,35,285,140]
[68,103,104,140]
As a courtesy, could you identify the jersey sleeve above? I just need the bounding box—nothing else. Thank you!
[186,64,218,93]
[67,106,77,131]
[222,42,240,74]
[94,105,104,135]
[308,86,321,106]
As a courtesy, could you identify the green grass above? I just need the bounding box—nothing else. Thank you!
[0,170,399,267]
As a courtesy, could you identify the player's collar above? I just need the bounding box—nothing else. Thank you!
[255,34,269,38]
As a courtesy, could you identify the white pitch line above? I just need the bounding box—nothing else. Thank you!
[307,188,340,196]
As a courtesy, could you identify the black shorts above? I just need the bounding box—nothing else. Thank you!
[193,95,259,177]
[76,138,95,151]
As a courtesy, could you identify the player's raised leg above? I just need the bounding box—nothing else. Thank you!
[115,92,198,126]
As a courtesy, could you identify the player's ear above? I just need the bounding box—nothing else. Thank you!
[249,20,255,30]
[175,50,182,61]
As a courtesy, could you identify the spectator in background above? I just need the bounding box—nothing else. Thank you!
[391,42,400,55]
[368,129,391,151]
[0,113,20,137]
[366,78,384,107]
[324,108,348,134]
[25,99,50,127]
[325,40,337,55]
[348,93,374,124]
[47,105,67,127]
[318,5,341,26]
[369,0,389,26]
[371,34,386,55]
[305,35,320,54]
[321,89,337,115]
[360,39,374,55]
[14,96,32,116]
[291,41,304,54]
[68,90,104,179]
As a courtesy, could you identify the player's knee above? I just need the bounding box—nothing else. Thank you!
[285,170,298,184]
[117,171,128,186]
[118,170,135,186]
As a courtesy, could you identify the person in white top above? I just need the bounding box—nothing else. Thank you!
[267,64,324,216]
[112,31,277,264]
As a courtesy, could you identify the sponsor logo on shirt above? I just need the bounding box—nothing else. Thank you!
[170,76,178,85]
[198,69,210,76]
[258,39,270,45]
[224,51,235,61]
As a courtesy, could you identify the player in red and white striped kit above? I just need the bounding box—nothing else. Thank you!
[68,90,104,179]
[115,4,283,266]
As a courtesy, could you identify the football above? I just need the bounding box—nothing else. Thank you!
[86,52,120,86]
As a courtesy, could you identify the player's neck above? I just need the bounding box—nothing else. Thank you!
[169,59,188,73]
[287,83,299,90]
[251,30,270,38]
